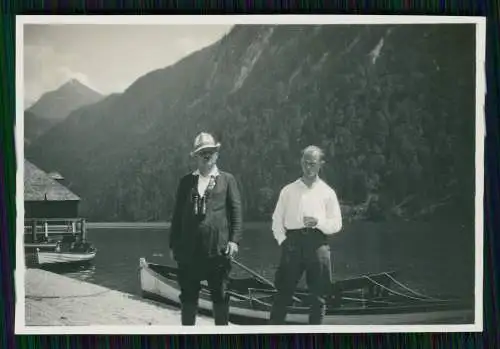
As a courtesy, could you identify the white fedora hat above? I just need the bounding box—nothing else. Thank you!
[190,132,221,156]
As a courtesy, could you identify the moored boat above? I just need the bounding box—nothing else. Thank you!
[138,257,474,325]
[24,218,97,267]
[29,247,97,266]
[24,160,97,268]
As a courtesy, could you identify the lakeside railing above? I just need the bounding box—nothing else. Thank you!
[24,218,88,243]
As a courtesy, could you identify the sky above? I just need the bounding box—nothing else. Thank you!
[23,24,233,107]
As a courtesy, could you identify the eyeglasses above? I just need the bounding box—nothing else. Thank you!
[196,150,216,158]
[302,160,320,166]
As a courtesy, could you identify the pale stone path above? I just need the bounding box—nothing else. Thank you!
[24,268,219,326]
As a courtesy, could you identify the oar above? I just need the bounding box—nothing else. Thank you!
[230,257,302,303]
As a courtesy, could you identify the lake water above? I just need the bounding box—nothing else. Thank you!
[46,221,475,301]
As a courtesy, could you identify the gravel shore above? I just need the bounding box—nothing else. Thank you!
[24,268,216,326]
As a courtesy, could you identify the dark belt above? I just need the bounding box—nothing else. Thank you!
[286,227,322,236]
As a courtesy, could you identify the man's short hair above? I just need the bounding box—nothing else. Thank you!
[302,145,325,161]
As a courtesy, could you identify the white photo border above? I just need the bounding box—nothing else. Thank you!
[14,14,486,335]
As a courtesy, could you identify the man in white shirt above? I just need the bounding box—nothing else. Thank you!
[269,145,343,325]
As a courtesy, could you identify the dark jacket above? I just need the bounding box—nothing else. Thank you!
[169,170,243,262]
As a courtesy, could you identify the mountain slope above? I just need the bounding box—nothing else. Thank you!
[25,79,104,144]
[23,111,56,146]
[28,79,104,122]
[26,24,476,223]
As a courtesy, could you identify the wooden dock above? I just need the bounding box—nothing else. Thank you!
[24,268,220,326]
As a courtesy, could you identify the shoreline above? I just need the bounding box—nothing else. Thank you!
[87,222,171,229]
[24,268,220,326]
[85,221,271,229]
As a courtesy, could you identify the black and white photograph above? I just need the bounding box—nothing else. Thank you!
[15,15,485,334]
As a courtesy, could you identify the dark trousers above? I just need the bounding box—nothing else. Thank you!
[269,229,332,325]
[177,255,231,325]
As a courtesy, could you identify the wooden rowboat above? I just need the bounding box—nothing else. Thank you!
[25,241,97,267]
[138,258,474,325]
[24,218,97,267]
[34,249,97,266]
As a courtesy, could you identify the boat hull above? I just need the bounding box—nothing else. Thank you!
[139,259,474,325]
[36,251,97,265]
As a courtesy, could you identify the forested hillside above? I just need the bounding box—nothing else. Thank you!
[26,24,476,223]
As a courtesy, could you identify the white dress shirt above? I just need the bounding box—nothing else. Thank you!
[272,178,343,245]
[193,166,220,196]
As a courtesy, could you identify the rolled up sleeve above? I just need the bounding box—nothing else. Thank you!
[272,189,287,245]
[316,189,342,235]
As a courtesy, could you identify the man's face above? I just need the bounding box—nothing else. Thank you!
[301,151,323,178]
[195,148,218,171]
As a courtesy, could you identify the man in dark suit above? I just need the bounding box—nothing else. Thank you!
[169,132,243,326]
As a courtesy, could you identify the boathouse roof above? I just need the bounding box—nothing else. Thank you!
[24,159,80,201]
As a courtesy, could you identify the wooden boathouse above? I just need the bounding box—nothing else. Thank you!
[24,160,80,218]
[24,159,87,244]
